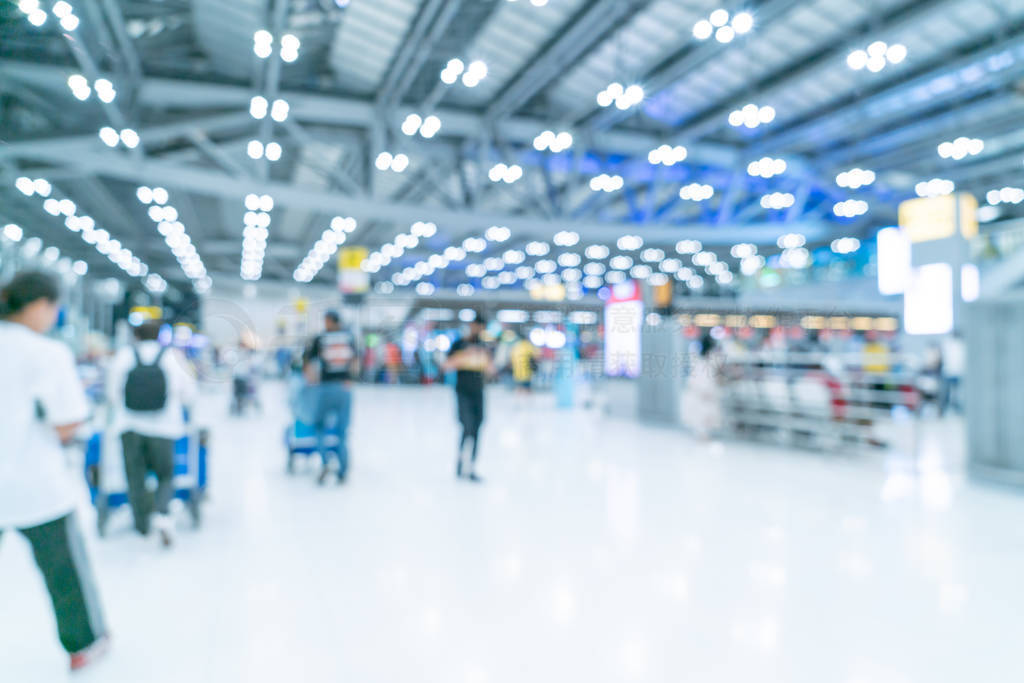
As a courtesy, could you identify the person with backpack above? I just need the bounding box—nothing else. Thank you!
[106,320,197,546]
[0,271,110,671]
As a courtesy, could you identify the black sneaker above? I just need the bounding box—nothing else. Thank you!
[337,473,347,485]
[465,472,483,483]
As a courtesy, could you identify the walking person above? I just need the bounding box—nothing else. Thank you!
[303,310,358,485]
[444,315,494,482]
[0,271,110,670]
[106,320,197,547]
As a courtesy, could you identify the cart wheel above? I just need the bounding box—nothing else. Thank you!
[187,491,202,529]
[96,495,110,538]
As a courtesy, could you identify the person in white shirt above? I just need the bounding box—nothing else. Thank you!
[0,271,109,671]
[106,320,197,547]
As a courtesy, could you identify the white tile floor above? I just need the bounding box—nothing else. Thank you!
[4,381,1024,682]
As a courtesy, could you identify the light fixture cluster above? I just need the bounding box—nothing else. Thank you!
[254,30,300,62]
[937,137,984,160]
[777,233,806,249]
[553,230,580,247]
[401,113,442,138]
[830,237,861,254]
[836,167,876,189]
[507,0,549,6]
[676,239,703,254]
[16,175,157,284]
[526,240,551,256]
[833,199,869,217]
[847,41,906,72]
[488,163,523,183]
[595,83,644,110]
[375,151,410,172]
[778,247,811,269]
[640,248,665,263]
[240,195,274,281]
[690,250,733,285]
[440,58,488,87]
[362,221,438,274]
[679,183,714,201]
[729,103,775,128]
[67,74,116,103]
[648,144,687,166]
[730,243,757,259]
[99,126,140,149]
[532,130,573,152]
[249,96,289,122]
[590,173,624,192]
[761,192,795,210]
[585,244,609,259]
[247,139,282,161]
[294,218,357,283]
[484,225,512,242]
[740,254,766,276]
[986,187,1024,205]
[747,156,786,178]
[617,235,644,252]
[915,178,955,198]
[137,186,210,287]
[693,9,753,43]
[19,0,79,30]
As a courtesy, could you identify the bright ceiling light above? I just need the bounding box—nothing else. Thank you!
[709,9,730,27]
[732,11,754,34]
[120,128,139,148]
[679,183,714,201]
[715,25,735,43]
[264,142,282,161]
[247,140,264,159]
[270,98,289,122]
[98,126,119,147]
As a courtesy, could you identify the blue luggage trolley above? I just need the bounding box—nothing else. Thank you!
[284,372,340,473]
[84,421,208,537]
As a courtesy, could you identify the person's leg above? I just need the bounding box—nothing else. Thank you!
[455,391,474,477]
[335,386,352,481]
[19,513,108,656]
[467,391,484,467]
[311,385,332,483]
[120,431,152,535]
[147,436,176,545]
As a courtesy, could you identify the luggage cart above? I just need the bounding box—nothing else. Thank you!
[284,420,340,474]
[84,422,208,537]
[285,371,340,474]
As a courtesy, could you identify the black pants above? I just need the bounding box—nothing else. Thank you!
[121,431,175,535]
[1,512,107,653]
[456,389,485,469]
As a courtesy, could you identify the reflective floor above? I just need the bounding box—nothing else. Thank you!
[3,382,1024,682]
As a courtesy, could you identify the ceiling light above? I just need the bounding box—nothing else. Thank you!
[835,167,876,189]
[833,199,869,218]
[679,183,714,201]
[99,126,119,147]
[648,144,687,166]
[915,178,955,198]
[265,142,282,161]
[693,19,713,40]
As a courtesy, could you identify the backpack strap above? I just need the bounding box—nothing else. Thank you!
[134,344,167,367]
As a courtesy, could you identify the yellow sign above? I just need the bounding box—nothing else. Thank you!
[338,246,368,270]
[292,297,309,313]
[338,247,369,294]
[898,193,978,243]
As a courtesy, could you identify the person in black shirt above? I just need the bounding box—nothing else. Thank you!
[444,315,494,482]
[303,310,359,484]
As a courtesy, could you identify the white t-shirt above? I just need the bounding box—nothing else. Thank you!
[106,341,198,439]
[0,322,91,529]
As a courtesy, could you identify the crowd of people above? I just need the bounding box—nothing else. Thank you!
[2,268,972,672]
